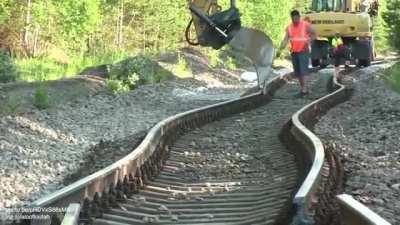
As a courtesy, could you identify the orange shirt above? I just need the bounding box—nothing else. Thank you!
[287,20,311,53]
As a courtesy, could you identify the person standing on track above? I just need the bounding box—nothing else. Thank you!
[332,33,350,81]
[277,10,316,97]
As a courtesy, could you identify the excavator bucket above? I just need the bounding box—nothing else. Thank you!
[228,27,275,90]
[187,0,276,91]
[188,2,241,49]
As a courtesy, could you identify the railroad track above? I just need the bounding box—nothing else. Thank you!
[9,64,392,225]
[91,77,329,225]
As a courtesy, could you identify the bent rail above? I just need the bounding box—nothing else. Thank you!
[284,71,392,225]
[288,75,351,224]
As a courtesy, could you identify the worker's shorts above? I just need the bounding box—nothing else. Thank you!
[291,51,310,77]
[333,46,350,67]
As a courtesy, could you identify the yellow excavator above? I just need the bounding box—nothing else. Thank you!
[305,0,379,67]
[186,0,379,72]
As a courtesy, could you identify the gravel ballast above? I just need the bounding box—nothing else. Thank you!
[314,64,400,224]
[0,79,244,208]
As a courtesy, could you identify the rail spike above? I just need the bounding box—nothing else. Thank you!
[90,193,102,218]
[116,180,127,202]
[122,176,132,197]
[100,190,109,211]
[108,184,118,208]
[79,198,91,224]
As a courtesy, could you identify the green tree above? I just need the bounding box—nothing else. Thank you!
[55,0,101,51]
[383,0,400,51]
[369,0,389,54]
[219,0,296,45]
[0,0,12,24]
[294,0,312,12]
[1,0,312,82]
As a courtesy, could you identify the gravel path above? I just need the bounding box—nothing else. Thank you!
[314,64,400,224]
[0,79,244,208]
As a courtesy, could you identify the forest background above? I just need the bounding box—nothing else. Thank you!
[0,0,398,87]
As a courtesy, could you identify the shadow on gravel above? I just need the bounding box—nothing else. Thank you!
[63,130,148,186]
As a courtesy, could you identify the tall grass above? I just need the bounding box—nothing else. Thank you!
[384,62,400,93]
[15,51,129,82]
[33,84,50,109]
[174,54,191,78]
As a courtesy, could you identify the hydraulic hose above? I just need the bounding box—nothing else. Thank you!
[185,19,199,46]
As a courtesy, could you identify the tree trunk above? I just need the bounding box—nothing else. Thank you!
[33,26,40,57]
[118,0,124,49]
[24,0,32,56]
[143,19,146,53]
[115,0,124,49]
[114,5,119,47]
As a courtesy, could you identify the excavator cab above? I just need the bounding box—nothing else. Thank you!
[311,0,345,11]
[186,0,241,50]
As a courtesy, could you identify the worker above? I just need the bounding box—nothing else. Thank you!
[277,10,316,97]
[332,34,350,81]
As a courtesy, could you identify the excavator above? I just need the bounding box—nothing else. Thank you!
[185,0,275,92]
[305,0,379,68]
[185,0,379,79]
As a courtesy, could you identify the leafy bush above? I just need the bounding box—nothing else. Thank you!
[108,55,174,92]
[109,56,154,85]
[225,57,237,70]
[106,78,131,94]
[33,84,50,109]
[175,55,190,77]
[384,62,400,93]
[0,51,18,83]
[207,50,222,68]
